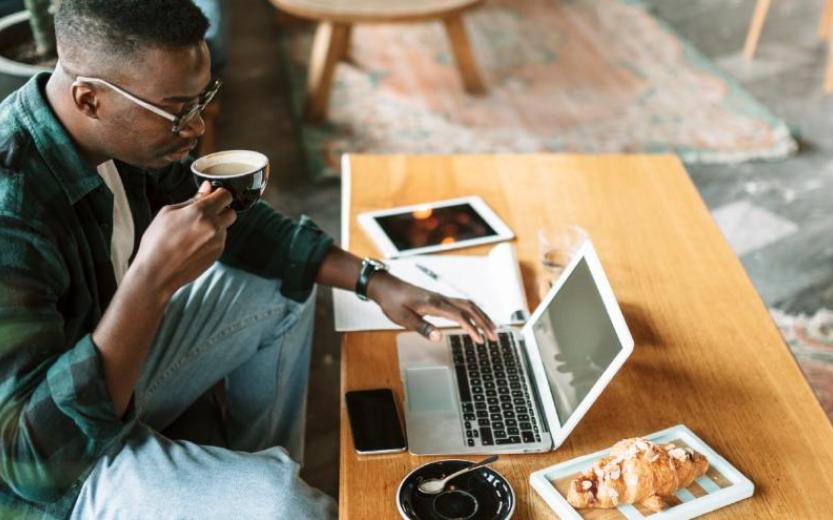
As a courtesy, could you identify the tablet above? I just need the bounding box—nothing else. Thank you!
[358,196,514,258]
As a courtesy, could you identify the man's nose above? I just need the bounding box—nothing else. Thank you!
[177,112,206,138]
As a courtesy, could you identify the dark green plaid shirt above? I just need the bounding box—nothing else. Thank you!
[0,74,334,518]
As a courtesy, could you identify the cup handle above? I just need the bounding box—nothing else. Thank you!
[260,163,271,197]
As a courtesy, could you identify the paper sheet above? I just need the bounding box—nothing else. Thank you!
[333,243,529,331]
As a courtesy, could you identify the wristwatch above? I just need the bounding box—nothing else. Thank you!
[356,257,389,301]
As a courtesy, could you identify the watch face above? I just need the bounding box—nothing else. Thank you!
[357,258,389,301]
[366,258,389,271]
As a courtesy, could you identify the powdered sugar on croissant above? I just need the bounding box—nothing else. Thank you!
[567,438,708,511]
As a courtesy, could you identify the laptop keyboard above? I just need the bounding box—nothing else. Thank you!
[451,332,542,447]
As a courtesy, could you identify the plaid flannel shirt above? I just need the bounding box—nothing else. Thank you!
[0,73,334,518]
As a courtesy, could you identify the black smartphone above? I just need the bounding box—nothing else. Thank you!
[345,388,407,454]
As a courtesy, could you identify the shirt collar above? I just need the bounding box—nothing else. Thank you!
[16,72,103,204]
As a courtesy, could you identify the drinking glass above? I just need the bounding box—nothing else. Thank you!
[537,224,588,297]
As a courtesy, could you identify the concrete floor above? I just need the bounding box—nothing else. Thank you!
[215,0,833,499]
[642,0,833,314]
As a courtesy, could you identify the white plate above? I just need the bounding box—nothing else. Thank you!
[529,424,754,519]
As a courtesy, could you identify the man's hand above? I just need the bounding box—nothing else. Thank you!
[367,272,497,344]
[314,247,497,344]
[93,181,236,417]
[131,181,237,298]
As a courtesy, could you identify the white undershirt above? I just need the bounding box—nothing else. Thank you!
[96,160,135,285]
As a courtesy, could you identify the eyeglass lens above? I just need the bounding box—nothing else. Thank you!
[172,80,221,133]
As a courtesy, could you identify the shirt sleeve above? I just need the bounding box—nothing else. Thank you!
[0,215,128,503]
[221,202,334,303]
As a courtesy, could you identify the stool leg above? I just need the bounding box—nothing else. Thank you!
[820,0,833,40]
[743,0,771,60]
[304,22,350,122]
[341,25,353,62]
[443,14,486,95]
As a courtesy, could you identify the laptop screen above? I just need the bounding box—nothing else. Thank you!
[530,257,625,424]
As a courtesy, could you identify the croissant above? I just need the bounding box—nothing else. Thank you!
[567,438,709,511]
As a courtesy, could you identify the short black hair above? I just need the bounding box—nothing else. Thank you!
[55,0,209,65]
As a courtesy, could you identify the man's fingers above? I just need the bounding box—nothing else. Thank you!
[419,322,443,343]
[216,207,237,229]
[196,187,234,213]
[457,303,493,340]
[453,299,497,341]
[197,180,213,197]
[421,302,483,344]
[457,310,486,344]
[402,310,443,342]
[428,298,492,343]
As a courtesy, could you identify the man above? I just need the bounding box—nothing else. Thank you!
[0,0,228,77]
[0,1,495,518]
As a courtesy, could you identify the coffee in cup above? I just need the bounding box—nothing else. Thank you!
[191,150,270,211]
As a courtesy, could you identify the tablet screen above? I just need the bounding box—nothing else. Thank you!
[373,203,498,252]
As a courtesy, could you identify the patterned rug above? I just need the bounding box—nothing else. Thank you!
[281,0,797,179]
[771,308,833,421]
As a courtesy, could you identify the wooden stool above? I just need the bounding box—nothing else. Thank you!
[744,0,833,92]
[269,0,487,122]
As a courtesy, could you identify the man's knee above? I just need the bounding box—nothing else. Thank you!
[74,437,336,519]
[247,448,337,518]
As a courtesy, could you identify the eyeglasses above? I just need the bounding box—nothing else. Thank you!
[74,76,222,134]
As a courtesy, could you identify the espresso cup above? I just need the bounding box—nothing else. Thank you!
[191,150,270,211]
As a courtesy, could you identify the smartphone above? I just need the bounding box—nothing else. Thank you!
[345,388,407,454]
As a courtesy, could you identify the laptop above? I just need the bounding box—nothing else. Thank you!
[397,239,634,455]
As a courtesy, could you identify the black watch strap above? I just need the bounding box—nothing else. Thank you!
[356,258,388,301]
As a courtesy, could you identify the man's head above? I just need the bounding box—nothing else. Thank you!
[54,0,213,168]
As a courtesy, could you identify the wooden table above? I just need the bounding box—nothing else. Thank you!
[338,154,833,518]
[269,0,486,122]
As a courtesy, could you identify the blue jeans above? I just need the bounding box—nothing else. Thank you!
[69,264,337,519]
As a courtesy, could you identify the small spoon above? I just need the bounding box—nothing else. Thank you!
[418,455,499,495]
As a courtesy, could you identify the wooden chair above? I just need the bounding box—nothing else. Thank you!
[744,0,833,91]
[268,0,487,122]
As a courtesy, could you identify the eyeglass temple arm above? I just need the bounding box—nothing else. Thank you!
[74,76,178,123]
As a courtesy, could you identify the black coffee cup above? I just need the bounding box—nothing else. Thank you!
[191,150,270,211]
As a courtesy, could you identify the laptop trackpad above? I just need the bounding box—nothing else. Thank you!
[405,367,455,413]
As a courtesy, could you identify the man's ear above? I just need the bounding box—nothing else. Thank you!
[71,82,101,120]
